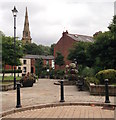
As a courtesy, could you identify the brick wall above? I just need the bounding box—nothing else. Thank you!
[54,31,77,70]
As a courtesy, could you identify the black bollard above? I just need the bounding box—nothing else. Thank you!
[60,80,65,102]
[16,83,22,108]
[105,79,110,103]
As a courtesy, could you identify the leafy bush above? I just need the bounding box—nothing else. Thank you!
[80,67,95,77]
[85,77,100,85]
[55,70,65,79]
[40,71,47,78]
[96,69,116,84]
[49,69,55,79]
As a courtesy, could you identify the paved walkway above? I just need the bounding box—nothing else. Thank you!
[1,79,116,118]
[3,105,115,119]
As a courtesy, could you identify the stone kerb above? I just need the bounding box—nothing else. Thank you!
[1,102,115,118]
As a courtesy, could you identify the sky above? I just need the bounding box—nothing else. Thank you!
[0,0,115,46]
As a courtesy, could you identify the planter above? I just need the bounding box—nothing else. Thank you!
[22,80,34,87]
[88,83,116,96]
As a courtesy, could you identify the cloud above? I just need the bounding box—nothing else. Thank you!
[0,0,115,46]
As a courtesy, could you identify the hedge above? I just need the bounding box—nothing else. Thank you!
[2,69,22,73]
[96,69,116,84]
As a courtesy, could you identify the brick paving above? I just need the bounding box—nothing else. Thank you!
[1,79,116,119]
[2,106,114,118]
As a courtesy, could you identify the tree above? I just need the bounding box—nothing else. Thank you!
[68,15,116,72]
[2,36,23,81]
[55,52,64,67]
[35,58,44,76]
[23,43,43,55]
[50,43,55,55]
[39,45,51,55]
[68,42,93,67]
[23,43,51,55]
[90,16,116,70]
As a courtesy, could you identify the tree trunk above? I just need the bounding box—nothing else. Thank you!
[2,64,5,82]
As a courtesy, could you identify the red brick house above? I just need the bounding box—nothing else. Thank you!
[4,55,54,76]
[54,30,94,70]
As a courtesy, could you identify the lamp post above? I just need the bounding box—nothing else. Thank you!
[12,6,18,90]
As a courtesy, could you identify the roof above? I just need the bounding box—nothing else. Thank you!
[23,55,54,60]
[67,34,94,42]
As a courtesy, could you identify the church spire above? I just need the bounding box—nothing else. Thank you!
[22,7,32,44]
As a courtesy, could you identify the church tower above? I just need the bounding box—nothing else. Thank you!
[22,7,32,44]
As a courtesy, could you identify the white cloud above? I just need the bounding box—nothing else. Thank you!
[0,0,115,46]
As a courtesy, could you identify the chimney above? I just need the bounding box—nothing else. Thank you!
[62,30,68,36]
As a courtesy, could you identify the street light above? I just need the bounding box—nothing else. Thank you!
[12,6,18,90]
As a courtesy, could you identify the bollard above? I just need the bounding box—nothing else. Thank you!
[60,80,65,102]
[105,79,110,103]
[16,83,22,108]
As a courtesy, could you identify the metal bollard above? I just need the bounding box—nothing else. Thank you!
[105,79,110,103]
[60,80,65,102]
[16,83,22,108]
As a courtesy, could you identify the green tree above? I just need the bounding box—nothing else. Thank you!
[35,58,44,76]
[23,43,51,55]
[90,15,116,70]
[38,45,51,55]
[50,43,55,55]
[68,15,116,72]
[2,36,23,81]
[55,52,65,67]
[23,43,43,55]
[68,42,93,67]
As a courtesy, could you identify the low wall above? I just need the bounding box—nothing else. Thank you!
[89,83,116,96]
[59,80,76,85]
[0,84,14,91]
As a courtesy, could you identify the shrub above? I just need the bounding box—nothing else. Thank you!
[40,71,47,78]
[55,70,65,79]
[49,69,55,79]
[85,77,100,85]
[80,67,95,77]
[96,69,116,84]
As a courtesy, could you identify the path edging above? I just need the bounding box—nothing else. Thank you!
[1,102,115,118]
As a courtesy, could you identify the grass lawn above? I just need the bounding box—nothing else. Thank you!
[0,76,21,81]
[111,83,116,86]
[0,82,13,85]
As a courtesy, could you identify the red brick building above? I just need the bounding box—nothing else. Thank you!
[54,31,94,69]
[4,55,54,76]
[23,55,54,74]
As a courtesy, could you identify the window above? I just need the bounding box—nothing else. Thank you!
[18,67,21,70]
[23,67,26,73]
[23,60,26,64]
